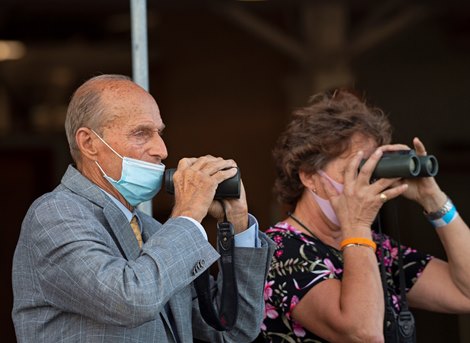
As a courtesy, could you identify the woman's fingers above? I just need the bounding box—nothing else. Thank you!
[378,183,409,203]
[379,143,410,152]
[355,148,383,186]
[321,175,339,199]
[413,137,427,156]
[343,150,364,189]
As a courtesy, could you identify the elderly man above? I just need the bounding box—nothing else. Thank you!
[12,74,274,343]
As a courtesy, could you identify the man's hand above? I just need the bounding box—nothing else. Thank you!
[170,156,238,223]
[208,180,249,235]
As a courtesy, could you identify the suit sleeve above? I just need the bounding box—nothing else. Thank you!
[192,231,275,342]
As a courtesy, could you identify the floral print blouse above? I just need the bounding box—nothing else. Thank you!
[261,222,432,343]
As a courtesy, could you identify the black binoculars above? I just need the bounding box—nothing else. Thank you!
[359,150,438,179]
[164,167,241,199]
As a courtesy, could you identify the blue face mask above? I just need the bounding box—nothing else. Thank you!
[92,130,165,206]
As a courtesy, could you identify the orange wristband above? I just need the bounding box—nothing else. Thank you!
[340,237,377,253]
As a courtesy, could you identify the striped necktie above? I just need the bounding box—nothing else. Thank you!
[130,215,143,248]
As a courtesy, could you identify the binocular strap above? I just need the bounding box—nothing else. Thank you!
[377,206,416,343]
[194,221,238,331]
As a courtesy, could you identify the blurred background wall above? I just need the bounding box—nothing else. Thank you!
[1,0,469,342]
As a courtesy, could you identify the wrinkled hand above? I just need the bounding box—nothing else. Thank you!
[170,155,238,223]
[208,180,249,234]
[323,148,408,238]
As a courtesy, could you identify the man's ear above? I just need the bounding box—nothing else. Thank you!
[76,127,98,160]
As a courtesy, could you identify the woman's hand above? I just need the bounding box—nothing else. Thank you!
[322,148,408,238]
[391,137,447,213]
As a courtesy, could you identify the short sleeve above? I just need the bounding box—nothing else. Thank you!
[265,226,343,317]
[374,232,433,294]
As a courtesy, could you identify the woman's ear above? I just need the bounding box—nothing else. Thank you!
[75,127,98,160]
[299,170,318,191]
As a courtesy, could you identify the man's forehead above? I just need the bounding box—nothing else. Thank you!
[100,81,157,107]
[132,120,166,131]
[104,115,164,131]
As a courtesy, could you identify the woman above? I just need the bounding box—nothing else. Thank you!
[261,90,470,342]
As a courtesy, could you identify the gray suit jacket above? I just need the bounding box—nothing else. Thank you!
[12,165,275,343]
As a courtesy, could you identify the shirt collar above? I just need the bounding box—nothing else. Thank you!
[99,188,135,223]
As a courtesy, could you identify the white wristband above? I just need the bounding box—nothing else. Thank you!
[423,197,459,228]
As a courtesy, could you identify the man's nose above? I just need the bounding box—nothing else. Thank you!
[150,133,168,161]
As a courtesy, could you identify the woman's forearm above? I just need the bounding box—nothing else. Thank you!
[340,246,385,341]
[436,215,470,298]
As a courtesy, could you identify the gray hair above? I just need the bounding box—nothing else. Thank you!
[64,74,131,162]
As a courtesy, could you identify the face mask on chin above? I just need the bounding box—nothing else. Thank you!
[92,130,165,207]
[309,170,344,227]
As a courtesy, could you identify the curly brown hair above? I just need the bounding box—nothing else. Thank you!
[273,89,392,206]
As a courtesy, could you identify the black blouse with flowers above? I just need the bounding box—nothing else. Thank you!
[261,222,432,343]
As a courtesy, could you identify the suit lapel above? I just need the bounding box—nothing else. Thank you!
[103,205,140,260]
[61,165,192,341]
[139,213,161,243]
[61,165,141,261]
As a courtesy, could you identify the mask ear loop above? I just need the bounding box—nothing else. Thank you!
[91,129,124,159]
[94,160,109,177]
[91,129,124,180]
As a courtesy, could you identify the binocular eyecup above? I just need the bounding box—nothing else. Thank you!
[164,167,241,199]
[359,150,438,179]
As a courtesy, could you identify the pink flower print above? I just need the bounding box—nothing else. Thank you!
[324,258,342,275]
[264,280,274,301]
[265,303,279,320]
[293,258,342,290]
[291,295,299,308]
[298,235,312,244]
[403,246,417,255]
[382,239,398,267]
[392,294,401,311]
[261,303,279,331]
[375,243,383,259]
[292,321,306,337]
[285,224,305,237]
[286,295,300,320]
[260,322,266,331]
[276,222,289,229]
[274,235,283,244]
[392,295,398,306]
[267,223,290,233]
[275,250,284,258]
